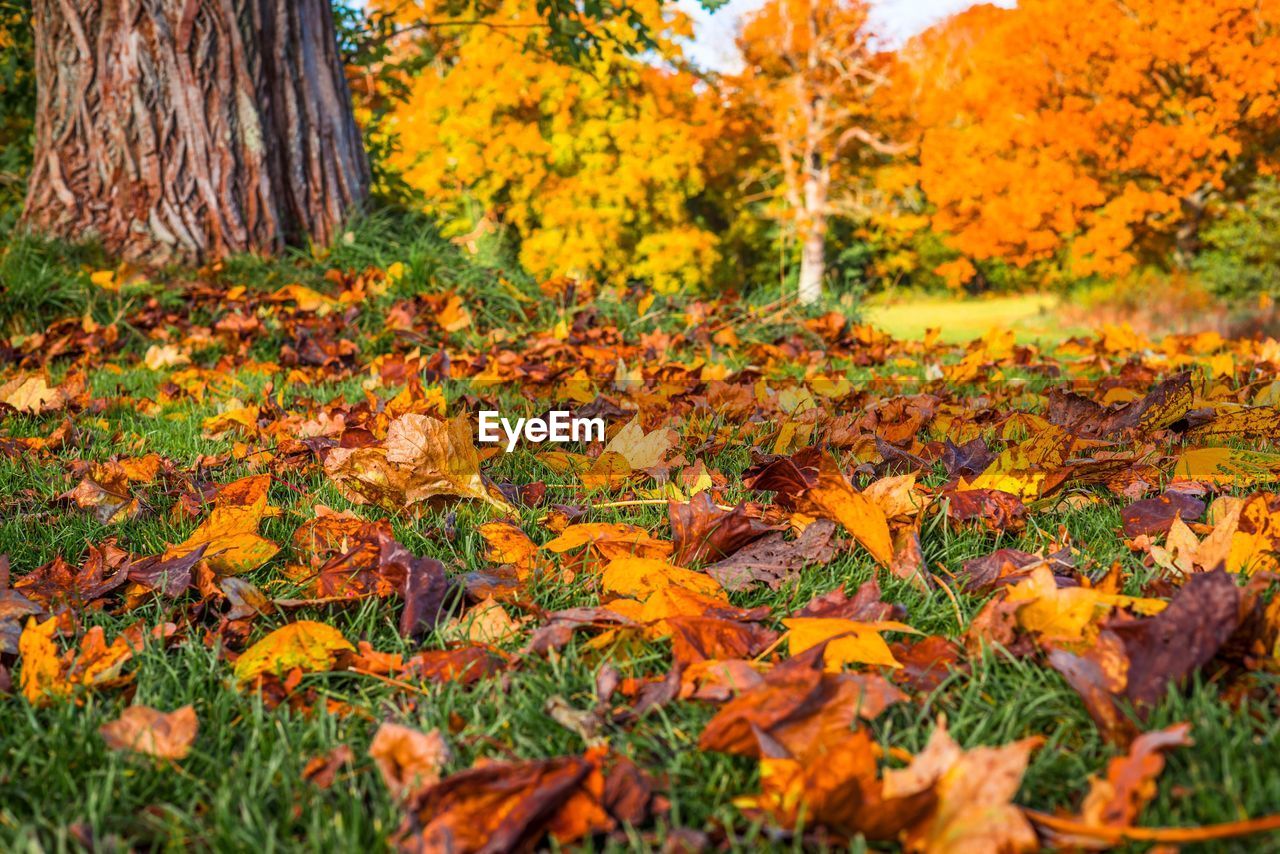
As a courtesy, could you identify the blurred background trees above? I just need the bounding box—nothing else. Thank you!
[2,0,1279,313]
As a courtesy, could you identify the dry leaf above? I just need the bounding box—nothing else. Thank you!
[369,722,452,798]
[234,621,354,684]
[100,704,198,760]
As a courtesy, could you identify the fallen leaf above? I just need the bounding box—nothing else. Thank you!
[784,616,913,669]
[699,644,905,758]
[807,457,893,565]
[895,719,1043,854]
[600,557,723,600]
[706,518,837,591]
[369,722,452,798]
[668,493,771,565]
[234,621,354,684]
[397,754,610,851]
[604,418,672,470]
[100,705,197,760]
[1069,722,1192,847]
[1121,491,1207,537]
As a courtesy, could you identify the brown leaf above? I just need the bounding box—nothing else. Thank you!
[793,577,904,622]
[303,744,355,789]
[1047,374,1192,438]
[960,547,1075,594]
[664,615,779,666]
[744,448,821,509]
[401,645,507,685]
[698,644,905,759]
[0,556,44,656]
[100,704,198,760]
[890,636,966,694]
[369,722,452,798]
[397,547,457,641]
[397,754,608,851]
[1121,491,1206,537]
[1107,569,1241,707]
[126,545,208,599]
[523,607,638,655]
[602,755,656,826]
[944,488,1027,533]
[668,493,772,565]
[15,548,130,612]
[705,518,836,592]
[1049,571,1242,738]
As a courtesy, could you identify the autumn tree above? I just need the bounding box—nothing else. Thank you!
[731,0,896,305]
[374,0,720,292]
[899,0,1280,282]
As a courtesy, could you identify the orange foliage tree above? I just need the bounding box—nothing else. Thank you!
[372,0,721,292]
[730,0,897,304]
[898,0,1280,284]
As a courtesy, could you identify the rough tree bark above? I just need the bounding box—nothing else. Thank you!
[23,0,370,266]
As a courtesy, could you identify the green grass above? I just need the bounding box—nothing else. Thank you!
[1,237,1278,852]
[864,293,1089,345]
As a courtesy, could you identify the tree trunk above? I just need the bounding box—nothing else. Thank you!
[797,226,825,305]
[22,0,370,266]
[796,168,827,306]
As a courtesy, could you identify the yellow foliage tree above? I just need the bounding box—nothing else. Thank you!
[377,0,721,292]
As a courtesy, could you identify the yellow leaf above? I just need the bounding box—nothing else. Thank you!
[19,617,68,705]
[1005,566,1166,645]
[580,451,632,490]
[1225,493,1280,575]
[234,621,354,684]
[326,413,515,513]
[600,557,722,600]
[1173,447,1280,488]
[603,418,672,470]
[386,413,514,511]
[638,586,734,638]
[0,375,66,414]
[478,520,542,576]
[784,617,914,669]
[863,473,923,519]
[962,427,1076,501]
[167,504,279,575]
[808,458,893,566]
[542,523,672,560]
[462,597,524,643]
[144,344,190,371]
[437,294,473,332]
[90,269,120,291]
[272,284,338,313]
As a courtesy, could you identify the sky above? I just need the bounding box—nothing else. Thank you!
[675,0,1014,71]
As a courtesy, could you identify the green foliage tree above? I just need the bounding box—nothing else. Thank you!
[1196,178,1280,301]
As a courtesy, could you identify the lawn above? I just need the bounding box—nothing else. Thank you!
[864,293,1088,345]
[1,230,1279,852]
